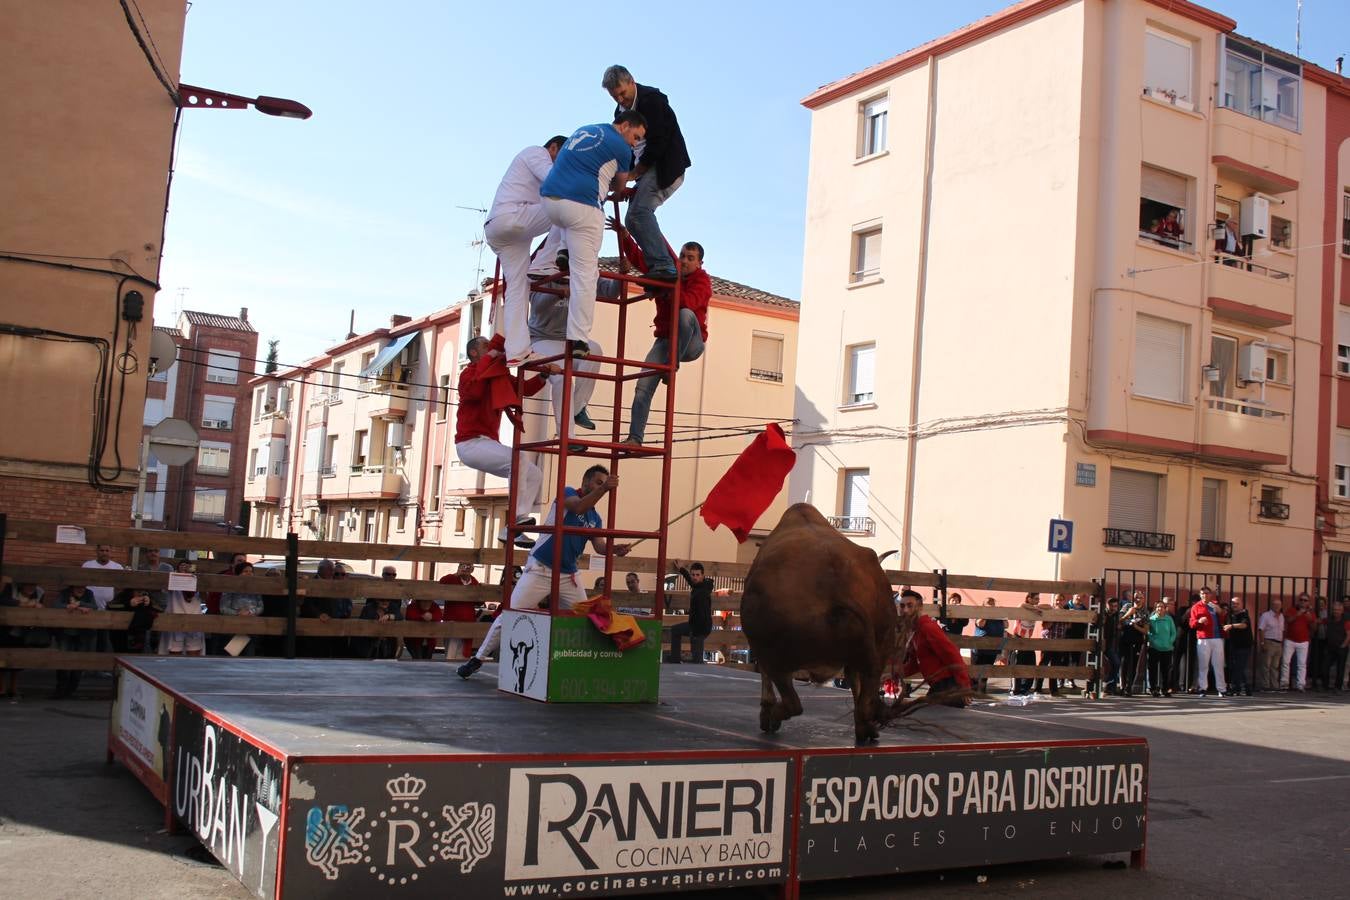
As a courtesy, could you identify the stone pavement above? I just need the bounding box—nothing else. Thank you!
[0,674,1345,899]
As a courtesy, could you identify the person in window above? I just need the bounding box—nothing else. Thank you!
[1150,208,1184,247]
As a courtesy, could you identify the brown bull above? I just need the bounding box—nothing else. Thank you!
[740,503,898,744]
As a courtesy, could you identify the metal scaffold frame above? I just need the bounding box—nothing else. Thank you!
[498,198,682,624]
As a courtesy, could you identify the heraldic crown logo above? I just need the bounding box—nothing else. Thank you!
[304,771,497,886]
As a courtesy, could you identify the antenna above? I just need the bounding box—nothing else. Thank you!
[457,204,490,290]
[1296,0,1302,56]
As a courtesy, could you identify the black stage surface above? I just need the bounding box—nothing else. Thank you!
[110,658,1148,899]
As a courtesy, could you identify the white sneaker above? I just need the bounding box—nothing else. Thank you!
[505,351,540,368]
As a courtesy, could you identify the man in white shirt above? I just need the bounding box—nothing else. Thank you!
[83,543,124,655]
[484,136,567,367]
[1256,597,1284,692]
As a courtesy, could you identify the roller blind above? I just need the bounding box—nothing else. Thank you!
[843,469,871,518]
[1140,165,1187,209]
[1134,314,1187,402]
[849,344,875,403]
[1109,468,1161,532]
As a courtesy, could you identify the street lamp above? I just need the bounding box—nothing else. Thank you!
[178,83,312,119]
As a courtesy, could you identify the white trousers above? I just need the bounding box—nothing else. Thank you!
[1280,639,1309,689]
[455,436,540,522]
[485,202,553,359]
[475,559,587,659]
[1195,638,1227,693]
[543,197,603,344]
[528,338,600,440]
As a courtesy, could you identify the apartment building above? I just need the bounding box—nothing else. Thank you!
[790,0,1345,584]
[245,275,799,580]
[0,2,186,563]
[138,310,259,533]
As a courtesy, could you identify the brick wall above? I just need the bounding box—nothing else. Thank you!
[0,475,133,566]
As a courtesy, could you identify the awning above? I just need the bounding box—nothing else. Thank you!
[359,332,418,379]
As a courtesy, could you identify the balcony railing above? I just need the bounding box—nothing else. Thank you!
[1212,250,1292,281]
[1205,397,1287,419]
[1103,527,1175,552]
[1197,538,1234,559]
[1258,500,1290,520]
[318,465,335,477]
[749,368,784,383]
[1138,230,1194,253]
[828,515,875,536]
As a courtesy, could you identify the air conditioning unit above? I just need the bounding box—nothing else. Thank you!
[1240,196,1270,239]
[1238,343,1268,383]
[386,422,405,446]
[202,418,230,430]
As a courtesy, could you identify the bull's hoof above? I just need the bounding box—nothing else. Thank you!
[759,706,783,734]
[855,732,880,746]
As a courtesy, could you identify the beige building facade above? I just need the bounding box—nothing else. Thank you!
[791,0,1335,583]
[246,276,799,582]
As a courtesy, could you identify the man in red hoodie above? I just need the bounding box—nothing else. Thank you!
[454,335,554,547]
[609,219,712,445]
[897,589,971,706]
[1189,587,1229,697]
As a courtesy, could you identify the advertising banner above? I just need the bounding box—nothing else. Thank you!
[284,758,793,897]
[797,743,1148,881]
[173,706,285,899]
[111,666,174,787]
[546,615,661,703]
[496,611,552,700]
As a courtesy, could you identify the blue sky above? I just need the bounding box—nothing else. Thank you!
[157,0,1347,368]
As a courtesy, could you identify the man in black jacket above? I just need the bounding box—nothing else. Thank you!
[603,65,691,281]
[667,560,712,664]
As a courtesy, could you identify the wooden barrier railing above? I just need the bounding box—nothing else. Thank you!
[1,517,1103,686]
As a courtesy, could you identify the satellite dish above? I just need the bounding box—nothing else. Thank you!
[149,417,200,466]
[148,330,178,376]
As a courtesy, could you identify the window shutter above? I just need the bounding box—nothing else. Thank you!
[1144,30,1192,98]
[206,350,240,384]
[304,427,326,472]
[1200,478,1223,539]
[202,396,236,424]
[843,470,871,518]
[359,431,371,458]
[1140,166,1187,209]
[850,345,875,401]
[751,334,783,373]
[1134,315,1187,402]
[1109,468,1161,532]
[855,229,882,277]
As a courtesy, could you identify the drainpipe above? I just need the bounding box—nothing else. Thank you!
[900,56,940,571]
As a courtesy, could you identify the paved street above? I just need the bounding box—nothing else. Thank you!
[1,676,1345,900]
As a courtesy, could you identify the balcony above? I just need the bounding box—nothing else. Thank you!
[1208,252,1294,328]
[1258,500,1290,520]
[255,412,288,439]
[1103,528,1175,552]
[322,463,403,499]
[367,380,411,418]
[1200,398,1289,465]
[1197,538,1234,559]
[244,472,284,503]
[828,515,875,536]
[319,464,336,477]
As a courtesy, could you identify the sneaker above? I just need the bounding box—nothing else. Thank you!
[647,269,678,283]
[457,658,482,679]
[570,340,590,359]
[505,351,540,368]
[513,534,536,549]
[573,407,596,430]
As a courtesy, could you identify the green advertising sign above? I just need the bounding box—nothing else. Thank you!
[546,616,662,703]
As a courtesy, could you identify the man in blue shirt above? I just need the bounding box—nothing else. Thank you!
[458,465,631,678]
[539,112,646,360]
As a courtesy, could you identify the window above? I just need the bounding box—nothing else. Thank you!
[253,387,267,423]
[749,332,784,382]
[1200,478,1225,540]
[192,489,227,522]
[845,343,875,405]
[352,430,369,469]
[1265,348,1290,384]
[453,506,466,535]
[201,395,235,430]
[1338,312,1350,376]
[393,507,407,532]
[248,448,259,482]
[1222,36,1301,132]
[304,427,326,472]
[362,509,376,543]
[1343,193,1350,256]
[1270,214,1292,250]
[324,362,345,401]
[1139,165,1190,250]
[1108,468,1163,533]
[842,469,870,519]
[851,227,882,282]
[197,441,231,474]
[1144,28,1194,109]
[359,351,376,384]
[1134,314,1188,403]
[323,434,339,474]
[1336,432,1350,500]
[859,95,888,157]
[1259,484,1289,520]
[430,465,443,513]
[205,350,240,384]
[1208,333,1237,404]
[437,375,451,422]
[143,396,166,427]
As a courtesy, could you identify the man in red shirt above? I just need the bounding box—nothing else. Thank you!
[1281,592,1315,691]
[609,220,712,445]
[438,563,481,660]
[1189,587,1229,697]
[454,335,554,547]
[405,596,444,660]
[896,589,971,706]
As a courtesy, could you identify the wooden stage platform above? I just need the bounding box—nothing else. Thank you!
[108,657,1147,898]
